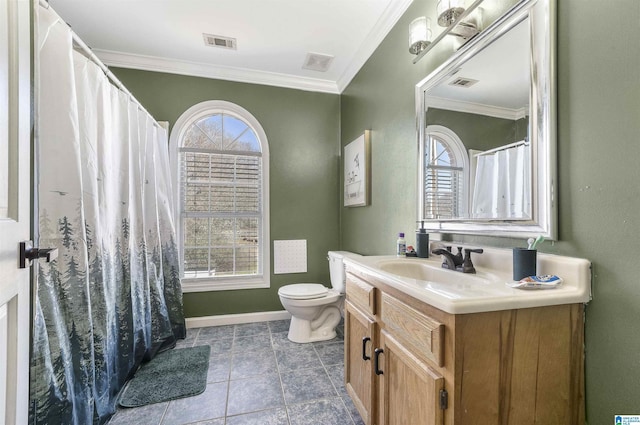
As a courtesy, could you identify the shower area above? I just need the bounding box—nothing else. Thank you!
[30,3,186,424]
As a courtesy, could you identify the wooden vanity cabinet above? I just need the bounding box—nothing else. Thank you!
[345,300,377,424]
[345,272,447,425]
[344,267,586,425]
[344,274,377,424]
[377,329,444,425]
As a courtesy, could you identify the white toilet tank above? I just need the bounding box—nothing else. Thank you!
[327,251,349,293]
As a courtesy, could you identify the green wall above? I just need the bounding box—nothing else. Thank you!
[111,69,341,317]
[426,108,528,150]
[340,0,640,423]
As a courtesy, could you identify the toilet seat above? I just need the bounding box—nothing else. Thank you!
[278,283,328,300]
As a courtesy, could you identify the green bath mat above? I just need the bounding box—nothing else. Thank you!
[119,345,211,407]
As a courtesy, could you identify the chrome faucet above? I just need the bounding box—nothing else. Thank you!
[432,246,483,274]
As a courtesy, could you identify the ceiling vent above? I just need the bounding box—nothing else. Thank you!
[203,33,237,50]
[449,77,479,88]
[302,52,334,72]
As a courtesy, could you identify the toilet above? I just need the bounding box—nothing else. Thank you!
[278,251,349,343]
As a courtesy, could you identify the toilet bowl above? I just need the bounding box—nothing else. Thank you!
[278,251,348,343]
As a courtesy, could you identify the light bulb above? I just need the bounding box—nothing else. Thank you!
[437,0,466,27]
[409,17,432,55]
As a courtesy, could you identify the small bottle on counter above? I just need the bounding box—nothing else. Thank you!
[396,232,407,257]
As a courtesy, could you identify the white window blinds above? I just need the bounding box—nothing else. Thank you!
[423,133,466,219]
[179,113,263,278]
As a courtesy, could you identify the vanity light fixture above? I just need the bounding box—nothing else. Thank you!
[412,0,484,63]
[409,17,432,55]
[437,0,481,43]
[450,7,482,40]
[437,0,466,27]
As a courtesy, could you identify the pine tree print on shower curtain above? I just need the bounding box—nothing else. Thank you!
[31,6,186,424]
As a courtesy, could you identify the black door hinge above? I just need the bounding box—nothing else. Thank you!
[439,389,448,410]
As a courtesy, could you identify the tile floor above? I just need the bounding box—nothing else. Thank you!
[108,319,364,425]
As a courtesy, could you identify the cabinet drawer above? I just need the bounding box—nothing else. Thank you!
[380,293,444,367]
[346,274,376,316]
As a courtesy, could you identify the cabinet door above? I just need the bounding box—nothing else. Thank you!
[345,301,377,425]
[377,330,444,425]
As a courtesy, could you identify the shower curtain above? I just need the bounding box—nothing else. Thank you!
[30,6,185,425]
[471,143,531,219]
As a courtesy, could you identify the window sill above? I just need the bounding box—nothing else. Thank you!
[180,275,269,293]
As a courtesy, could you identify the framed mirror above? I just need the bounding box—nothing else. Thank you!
[416,0,556,239]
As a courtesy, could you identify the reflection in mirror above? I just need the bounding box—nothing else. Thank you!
[416,0,556,238]
[426,17,530,220]
[424,125,470,219]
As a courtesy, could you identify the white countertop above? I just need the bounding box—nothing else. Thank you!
[342,246,591,314]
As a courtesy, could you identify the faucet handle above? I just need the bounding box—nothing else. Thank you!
[454,246,464,262]
[462,248,484,274]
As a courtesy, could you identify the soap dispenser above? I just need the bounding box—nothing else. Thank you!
[415,221,429,258]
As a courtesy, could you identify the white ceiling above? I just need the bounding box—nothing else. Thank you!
[47,0,414,94]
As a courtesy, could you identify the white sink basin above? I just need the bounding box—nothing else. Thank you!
[342,248,592,314]
[377,259,495,285]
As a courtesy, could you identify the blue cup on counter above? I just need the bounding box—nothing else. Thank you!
[512,248,537,281]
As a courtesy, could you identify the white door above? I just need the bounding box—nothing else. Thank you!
[0,0,31,423]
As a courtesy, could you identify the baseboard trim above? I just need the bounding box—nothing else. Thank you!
[185,310,291,329]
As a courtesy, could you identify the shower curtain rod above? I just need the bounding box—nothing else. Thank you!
[38,0,162,130]
[473,139,529,157]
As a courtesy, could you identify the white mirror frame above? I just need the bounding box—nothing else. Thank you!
[416,0,557,239]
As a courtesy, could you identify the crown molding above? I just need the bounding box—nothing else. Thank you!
[336,0,414,92]
[426,96,528,120]
[94,49,341,94]
[94,0,414,95]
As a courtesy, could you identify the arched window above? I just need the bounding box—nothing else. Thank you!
[170,101,269,292]
[421,125,469,220]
